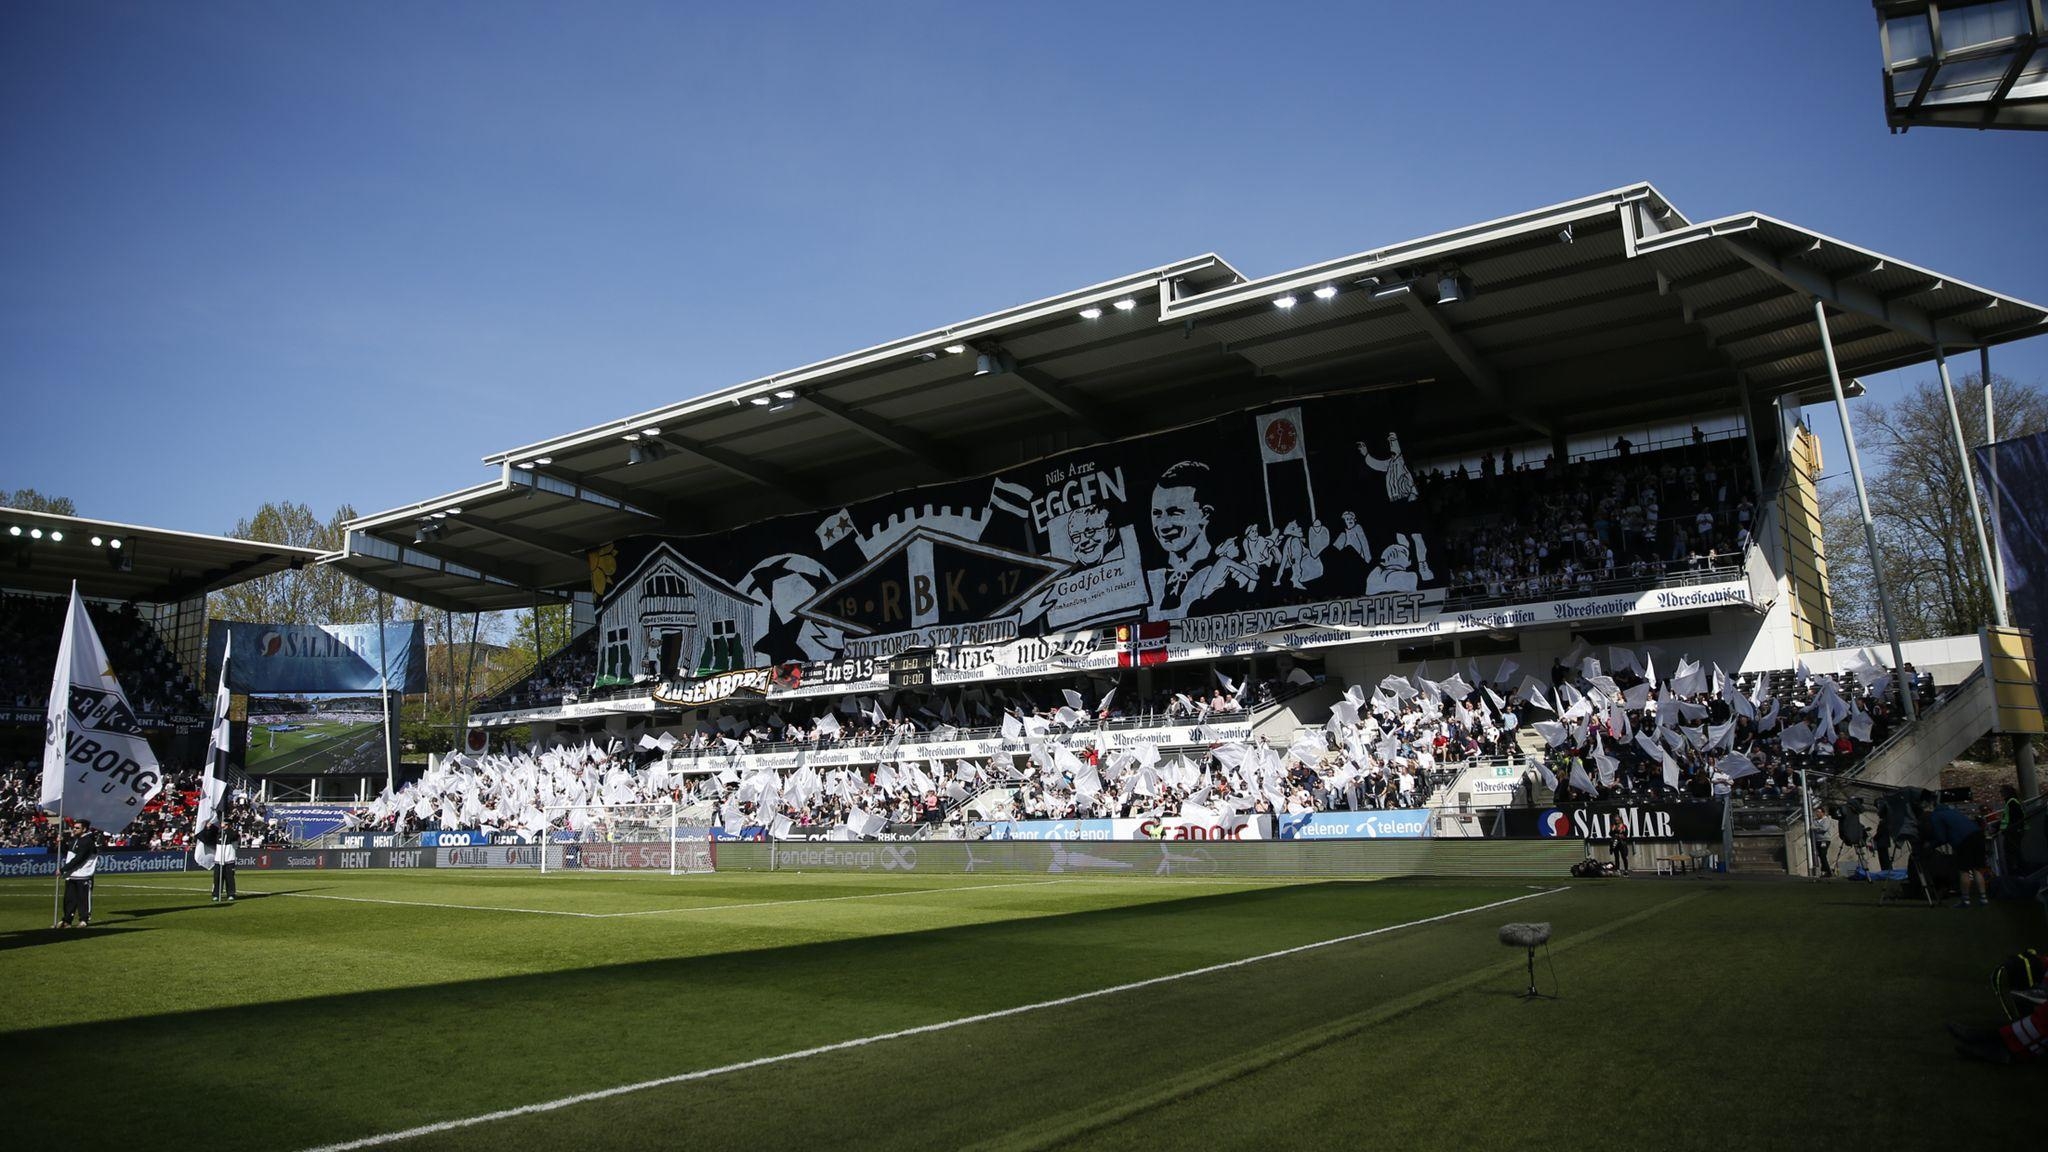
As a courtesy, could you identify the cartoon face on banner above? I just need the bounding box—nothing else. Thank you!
[591,393,1441,682]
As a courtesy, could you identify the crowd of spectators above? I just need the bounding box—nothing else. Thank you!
[0,592,203,717]
[355,637,1925,845]
[1420,429,1758,602]
[0,758,285,850]
[473,630,600,713]
[472,433,1767,719]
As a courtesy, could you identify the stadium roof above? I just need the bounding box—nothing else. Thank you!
[1874,1,2048,131]
[333,181,2048,612]
[0,508,325,604]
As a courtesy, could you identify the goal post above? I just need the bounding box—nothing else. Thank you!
[538,801,714,875]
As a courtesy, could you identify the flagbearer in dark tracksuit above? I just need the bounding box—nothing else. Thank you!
[59,832,98,928]
[217,822,238,902]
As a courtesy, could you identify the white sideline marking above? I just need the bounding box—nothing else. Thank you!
[92,878,1070,919]
[294,886,1563,1152]
[597,878,1070,917]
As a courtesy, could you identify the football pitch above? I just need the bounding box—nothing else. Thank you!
[246,720,384,776]
[0,870,2031,1151]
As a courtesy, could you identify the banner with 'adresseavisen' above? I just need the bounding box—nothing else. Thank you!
[590,396,1440,689]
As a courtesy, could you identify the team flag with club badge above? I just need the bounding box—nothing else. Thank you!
[195,635,234,845]
[38,583,164,833]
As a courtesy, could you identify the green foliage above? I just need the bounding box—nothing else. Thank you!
[208,501,382,625]
[2,488,76,515]
[1821,373,2047,644]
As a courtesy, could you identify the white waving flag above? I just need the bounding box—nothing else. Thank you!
[38,584,165,833]
[196,635,233,837]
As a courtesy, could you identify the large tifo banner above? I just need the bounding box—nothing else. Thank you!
[206,622,427,695]
[588,396,1441,692]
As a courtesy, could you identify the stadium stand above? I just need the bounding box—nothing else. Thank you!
[0,759,284,850]
[0,591,204,718]
[470,432,1756,719]
[357,643,1907,843]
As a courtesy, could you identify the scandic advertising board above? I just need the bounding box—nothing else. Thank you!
[979,815,1274,841]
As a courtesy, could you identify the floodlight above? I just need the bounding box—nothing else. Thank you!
[29,528,41,539]
[90,535,103,546]
[1078,307,1103,319]
[775,389,796,400]
[1273,294,1297,309]
[1436,274,1470,305]
[6,526,17,537]
[943,343,966,354]
[749,396,771,406]
[48,530,62,542]
[1112,298,1137,311]
[1313,285,1338,300]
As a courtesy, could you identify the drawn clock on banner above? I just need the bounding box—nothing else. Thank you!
[1264,417,1299,458]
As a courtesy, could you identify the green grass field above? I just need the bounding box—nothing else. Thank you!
[0,870,2034,1151]
[245,720,384,775]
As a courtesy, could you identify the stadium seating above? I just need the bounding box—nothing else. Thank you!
[0,591,203,717]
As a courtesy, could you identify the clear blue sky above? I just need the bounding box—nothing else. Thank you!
[4,0,2044,536]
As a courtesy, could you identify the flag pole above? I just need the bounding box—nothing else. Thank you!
[50,798,65,929]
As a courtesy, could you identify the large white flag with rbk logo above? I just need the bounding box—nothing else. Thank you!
[38,583,164,833]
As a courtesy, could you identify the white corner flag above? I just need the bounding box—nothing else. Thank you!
[38,583,165,833]
[196,635,233,840]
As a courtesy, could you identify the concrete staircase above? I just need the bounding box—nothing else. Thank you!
[1847,667,1993,793]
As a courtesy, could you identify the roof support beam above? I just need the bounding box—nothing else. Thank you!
[1392,285,1550,436]
[1720,235,1980,347]
[449,517,592,564]
[1005,359,1116,441]
[648,433,815,507]
[1711,307,1842,348]
[511,465,678,523]
[798,391,964,478]
[372,530,549,590]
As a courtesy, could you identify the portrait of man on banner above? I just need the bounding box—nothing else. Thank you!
[1145,460,1258,620]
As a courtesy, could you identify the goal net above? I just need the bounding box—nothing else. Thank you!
[538,802,715,875]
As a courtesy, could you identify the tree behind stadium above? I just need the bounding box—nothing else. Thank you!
[1822,373,2047,645]
[208,502,381,625]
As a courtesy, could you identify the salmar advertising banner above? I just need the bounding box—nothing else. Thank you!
[206,622,427,695]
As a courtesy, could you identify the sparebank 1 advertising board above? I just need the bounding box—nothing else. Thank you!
[591,396,1442,688]
[206,622,427,695]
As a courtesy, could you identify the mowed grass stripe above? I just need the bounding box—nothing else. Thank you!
[91,874,1078,919]
[0,876,1524,1149]
[293,886,1564,1152]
